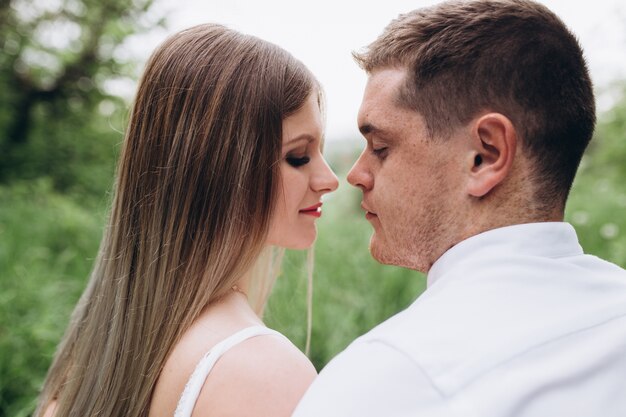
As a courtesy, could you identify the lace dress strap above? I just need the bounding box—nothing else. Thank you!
[174,325,286,417]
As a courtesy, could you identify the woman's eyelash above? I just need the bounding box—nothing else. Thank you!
[286,155,310,167]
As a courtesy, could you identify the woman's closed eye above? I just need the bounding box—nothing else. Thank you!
[286,155,311,167]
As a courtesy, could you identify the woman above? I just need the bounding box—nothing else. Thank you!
[36,24,338,417]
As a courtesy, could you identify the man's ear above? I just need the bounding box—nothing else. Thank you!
[467,113,517,198]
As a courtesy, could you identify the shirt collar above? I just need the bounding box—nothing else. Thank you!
[427,222,584,287]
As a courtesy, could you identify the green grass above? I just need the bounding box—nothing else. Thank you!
[0,179,106,417]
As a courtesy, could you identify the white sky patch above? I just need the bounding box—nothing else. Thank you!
[129,0,626,142]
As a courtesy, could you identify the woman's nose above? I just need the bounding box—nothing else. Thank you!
[312,157,339,193]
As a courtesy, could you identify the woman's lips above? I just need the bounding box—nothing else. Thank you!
[300,202,323,217]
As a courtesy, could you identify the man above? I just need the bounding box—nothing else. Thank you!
[293,0,626,415]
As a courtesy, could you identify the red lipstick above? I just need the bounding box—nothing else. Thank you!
[300,202,323,218]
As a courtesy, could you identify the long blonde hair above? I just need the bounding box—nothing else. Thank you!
[35,24,317,417]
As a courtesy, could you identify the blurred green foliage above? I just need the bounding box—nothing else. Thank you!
[0,0,164,414]
[0,0,164,197]
[0,179,105,416]
[0,2,625,414]
[565,86,626,268]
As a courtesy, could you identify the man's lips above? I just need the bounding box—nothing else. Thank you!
[365,212,378,220]
[361,202,378,220]
[300,202,323,217]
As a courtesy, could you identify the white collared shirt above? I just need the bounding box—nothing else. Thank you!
[293,222,626,416]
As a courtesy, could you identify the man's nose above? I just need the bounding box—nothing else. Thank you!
[347,151,373,191]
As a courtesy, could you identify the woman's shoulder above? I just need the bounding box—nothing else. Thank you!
[150,318,316,417]
[193,328,317,417]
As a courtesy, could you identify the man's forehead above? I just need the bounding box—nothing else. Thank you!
[359,72,419,132]
[359,69,406,113]
[364,68,406,99]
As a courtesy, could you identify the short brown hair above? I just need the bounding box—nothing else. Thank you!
[354,0,595,207]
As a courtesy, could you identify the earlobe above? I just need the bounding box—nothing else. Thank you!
[467,113,517,198]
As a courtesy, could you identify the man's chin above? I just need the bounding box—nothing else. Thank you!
[369,234,393,265]
[369,234,427,272]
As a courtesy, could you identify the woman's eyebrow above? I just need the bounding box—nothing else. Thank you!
[285,134,315,146]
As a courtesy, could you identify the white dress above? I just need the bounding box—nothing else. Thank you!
[174,325,286,417]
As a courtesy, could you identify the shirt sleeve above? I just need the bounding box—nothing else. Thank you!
[292,339,449,417]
